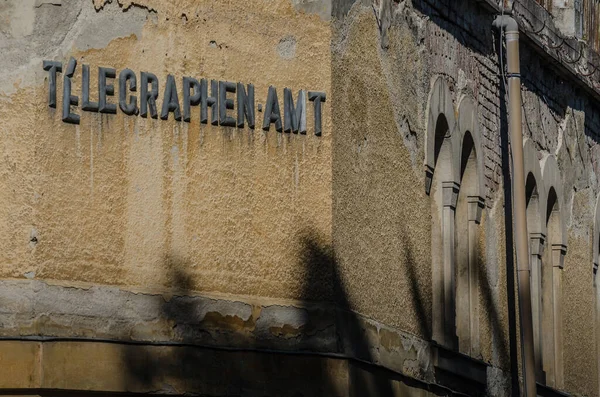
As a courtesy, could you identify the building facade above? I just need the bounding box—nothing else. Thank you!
[1,0,600,396]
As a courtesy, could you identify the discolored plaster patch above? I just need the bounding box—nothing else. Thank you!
[277,35,297,60]
[74,0,149,51]
[4,0,36,38]
[291,0,332,21]
[0,0,152,96]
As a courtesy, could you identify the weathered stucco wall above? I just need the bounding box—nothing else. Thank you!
[332,3,431,337]
[332,1,600,396]
[2,0,600,396]
[0,0,333,297]
[331,0,512,392]
[0,1,341,392]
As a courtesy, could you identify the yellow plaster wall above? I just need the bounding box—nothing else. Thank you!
[0,0,333,299]
[331,7,432,336]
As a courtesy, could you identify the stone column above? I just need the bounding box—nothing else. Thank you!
[552,243,567,389]
[442,181,460,350]
[542,236,556,387]
[431,169,444,346]
[467,196,484,357]
[530,232,546,383]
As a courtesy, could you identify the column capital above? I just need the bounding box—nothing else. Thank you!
[467,195,485,223]
[530,233,546,257]
[442,181,460,209]
[425,165,435,195]
[552,243,567,269]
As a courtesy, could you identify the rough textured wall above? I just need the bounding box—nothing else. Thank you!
[0,2,342,392]
[2,0,600,396]
[0,0,332,298]
[332,0,511,372]
[332,2,431,337]
[519,44,599,397]
[332,0,600,396]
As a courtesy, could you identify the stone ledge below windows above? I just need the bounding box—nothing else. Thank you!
[0,279,513,396]
[0,339,480,397]
[537,382,571,397]
[432,344,488,396]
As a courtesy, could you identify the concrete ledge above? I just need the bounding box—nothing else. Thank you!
[0,340,447,397]
[0,340,347,394]
[0,279,431,376]
[432,344,487,385]
[0,279,511,395]
[537,382,571,397]
[0,342,41,389]
[432,344,488,396]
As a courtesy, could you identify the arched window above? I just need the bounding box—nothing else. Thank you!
[523,139,546,383]
[426,82,486,357]
[429,113,459,349]
[455,96,485,357]
[540,154,567,389]
[523,144,567,388]
[425,77,460,350]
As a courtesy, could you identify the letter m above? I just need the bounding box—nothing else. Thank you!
[283,89,307,134]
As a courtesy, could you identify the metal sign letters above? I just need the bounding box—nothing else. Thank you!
[43,57,327,136]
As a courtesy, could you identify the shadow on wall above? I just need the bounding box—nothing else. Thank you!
[479,251,511,371]
[119,228,514,396]
[121,229,398,397]
[399,225,432,340]
[120,223,507,395]
[498,74,521,396]
[299,231,397,396]
[411,0,496,57]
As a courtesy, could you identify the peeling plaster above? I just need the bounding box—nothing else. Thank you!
[75,1,148,50]
[291,0,332,21]
[35,0,63,7]
[277,35,297,60]
[92,0,157,14]
[0,0,151,96]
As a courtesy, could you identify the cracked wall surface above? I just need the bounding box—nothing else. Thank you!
[0,278,437,395]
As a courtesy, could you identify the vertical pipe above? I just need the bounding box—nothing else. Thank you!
[498,57,521,397]
[507,25,537,397]
[494,16,537,397]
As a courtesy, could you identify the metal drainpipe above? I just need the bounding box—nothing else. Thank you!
[493,15,537,397]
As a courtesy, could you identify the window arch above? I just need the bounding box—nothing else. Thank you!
[425,77,460,195]
[540,154,567,389]
[455,96,485,357]
[523,138,547,383]
[425,77,461,349]
[426,80,486,355]
[522,143,568,387]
